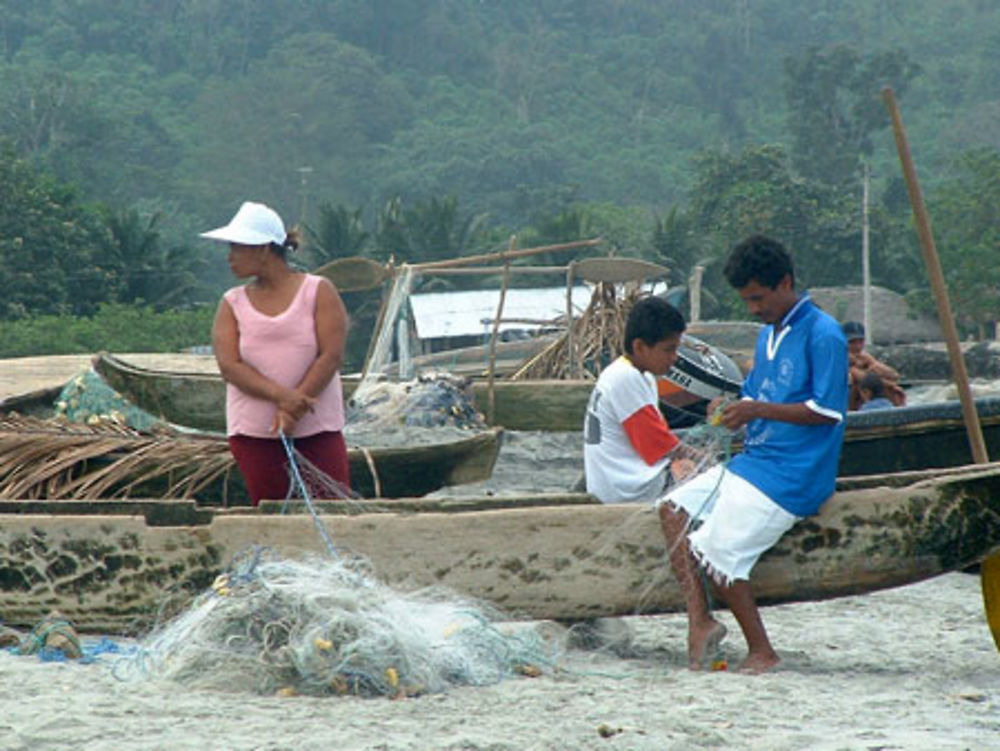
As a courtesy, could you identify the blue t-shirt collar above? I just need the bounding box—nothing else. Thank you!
[765,293,812,361]
[778,292,811,330]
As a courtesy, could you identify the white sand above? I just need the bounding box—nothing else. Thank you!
[0,574,996,750]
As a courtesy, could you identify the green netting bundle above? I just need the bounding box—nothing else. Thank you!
[54,369,163,432]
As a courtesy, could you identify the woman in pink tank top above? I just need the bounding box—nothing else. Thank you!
[201,201,350,505]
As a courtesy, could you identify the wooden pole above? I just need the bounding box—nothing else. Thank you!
[882,86,988,464]
[689,264,704,323]
[360,288,390,382]
[487,237,516,424]
[862,163,872,346]
[414,265,570,276]
[412,237,602,271]
[566,262,577,378]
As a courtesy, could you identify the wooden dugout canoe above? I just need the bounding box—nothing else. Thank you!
[91,351,593,432]
[92,345,743,433]
[1,464,998,633]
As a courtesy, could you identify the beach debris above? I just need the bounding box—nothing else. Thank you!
[0,414,233,501]
[348,372,486,429]
[117,549,558,698]
[0,624,23,648]
[596,723,623,738]
[956,692,988,703]
[566,617,635,657]
[17,612,83,659]
[511,282,639,380]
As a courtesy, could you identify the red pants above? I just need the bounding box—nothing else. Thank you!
[228,431,350,506]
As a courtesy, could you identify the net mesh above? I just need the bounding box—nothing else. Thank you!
[116,550,559,698]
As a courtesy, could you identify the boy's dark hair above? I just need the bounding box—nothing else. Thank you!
[624,296,685,355]
[858,371,886,398]
[723,235,795,290]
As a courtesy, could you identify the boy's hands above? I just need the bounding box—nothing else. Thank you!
[670,457,697,481]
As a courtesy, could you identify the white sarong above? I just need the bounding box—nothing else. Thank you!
[658,464,799,585]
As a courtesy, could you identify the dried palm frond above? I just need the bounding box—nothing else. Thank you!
[0,415,236,501]
[510,283,644,380]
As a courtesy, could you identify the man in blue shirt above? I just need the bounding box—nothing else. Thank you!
[658,235,848,674]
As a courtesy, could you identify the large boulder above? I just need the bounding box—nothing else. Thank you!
[809,285,940,345]
[870,341,1000,382]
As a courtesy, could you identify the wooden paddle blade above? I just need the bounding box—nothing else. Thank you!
[313,257,392,292]
[573,257,668,284]
[982,551,1000,653]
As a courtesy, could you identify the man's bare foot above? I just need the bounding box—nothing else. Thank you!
[737,650,780,674]
[688,620,727,670]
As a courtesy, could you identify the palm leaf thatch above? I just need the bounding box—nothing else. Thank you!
[0,415,235,501]
[509,283,644,380]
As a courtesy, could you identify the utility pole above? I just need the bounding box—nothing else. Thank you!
[296,166,313,225]
[862,162,871,346]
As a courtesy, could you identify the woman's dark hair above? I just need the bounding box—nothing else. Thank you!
[723,235,795,289]
[859,371,886,398]
[269,227,301,260]
[624,296,686,355]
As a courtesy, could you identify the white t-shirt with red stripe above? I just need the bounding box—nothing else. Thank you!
[583,356,680,503]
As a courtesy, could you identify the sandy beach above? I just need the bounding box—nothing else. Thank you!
[0,572,996,750]
[1,355,998,749]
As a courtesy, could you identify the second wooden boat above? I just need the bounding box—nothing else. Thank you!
[0,414,503,502]
[92,350,742,433]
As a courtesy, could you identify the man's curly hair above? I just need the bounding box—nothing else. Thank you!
[723,235,795,290]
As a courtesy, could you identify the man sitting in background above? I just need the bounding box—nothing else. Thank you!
[857,371,896,411]
[842,321,906,410]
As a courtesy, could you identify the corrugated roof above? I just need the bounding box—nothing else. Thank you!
[409,286,594,340]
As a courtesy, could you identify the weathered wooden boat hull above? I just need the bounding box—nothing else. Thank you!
[341,428,503,498]
[92,352,592,432]
[92,351,741,433]
[839,397,1000,475]
[2,465,998,633]
[0,385,64,419]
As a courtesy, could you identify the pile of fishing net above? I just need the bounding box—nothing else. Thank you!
[347,371,486,429]
[53,369,164,432]
[117,549,556,697]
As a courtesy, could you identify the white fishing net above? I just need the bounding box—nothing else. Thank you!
[116,549,559,698]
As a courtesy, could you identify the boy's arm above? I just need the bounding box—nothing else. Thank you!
[622,405,679,465]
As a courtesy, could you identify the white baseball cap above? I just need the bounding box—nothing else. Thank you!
[200,201,286,246]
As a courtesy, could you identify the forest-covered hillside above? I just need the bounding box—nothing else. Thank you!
[1,0,999,344]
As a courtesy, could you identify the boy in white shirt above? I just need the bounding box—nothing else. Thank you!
[584,296,692,503]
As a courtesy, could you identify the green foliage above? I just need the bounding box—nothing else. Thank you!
[1,1,999,338]
[931,148,1000,337]
[304,203,370,267]
[0,144,115,318]
[784,45,919,186]
[669,142,925,319]
[0,303,214,358]
[100,206,213,308]
[650,208,698,287]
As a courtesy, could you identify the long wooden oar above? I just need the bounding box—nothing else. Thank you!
[883,86,1000,652]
